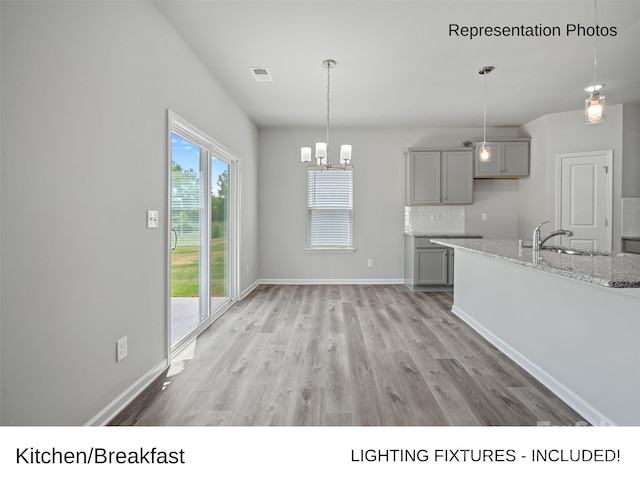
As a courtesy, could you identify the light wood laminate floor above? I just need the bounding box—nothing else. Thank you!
[111,284,586,426]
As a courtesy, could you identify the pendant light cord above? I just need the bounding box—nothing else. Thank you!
[483,70,487,143]
[592,0,599,92]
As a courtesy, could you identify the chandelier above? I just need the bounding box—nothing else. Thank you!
[300,59,352,169]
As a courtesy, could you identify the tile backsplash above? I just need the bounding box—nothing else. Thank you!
[404,206,465,234]
[622,198,640,237]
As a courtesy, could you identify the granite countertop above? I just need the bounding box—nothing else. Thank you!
[431,238,640,288]
[404,232,484,238]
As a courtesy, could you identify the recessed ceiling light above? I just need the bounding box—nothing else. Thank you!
[584,84,604,92]
[250,67,273,82]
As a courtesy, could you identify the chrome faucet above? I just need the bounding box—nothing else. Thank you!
[532,221,574,251]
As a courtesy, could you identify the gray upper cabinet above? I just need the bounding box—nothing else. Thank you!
[405,149,473,205]
[474,139,530,178]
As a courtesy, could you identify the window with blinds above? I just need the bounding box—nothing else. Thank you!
[307,169,353,248]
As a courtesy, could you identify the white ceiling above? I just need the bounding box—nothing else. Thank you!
[155,0,640,128]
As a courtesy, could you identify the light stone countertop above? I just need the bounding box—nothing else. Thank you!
[431,238,640,288]
[404,232,483,238]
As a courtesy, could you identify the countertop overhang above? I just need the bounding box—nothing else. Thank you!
[431,238,640,288]
[404,232,483,238]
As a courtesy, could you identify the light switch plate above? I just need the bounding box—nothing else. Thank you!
[147,210,159,229]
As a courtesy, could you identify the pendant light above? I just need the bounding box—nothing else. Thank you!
[478,66,494,163]
[301,59,352,169]
[585,0,605,124]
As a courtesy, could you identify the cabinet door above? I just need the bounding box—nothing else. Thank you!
[416,248,449,284]
[502,142,529,176]
[474,142,501,177]
[623,239,640,254]
[408,151,441,204]
[446,248,454,285]
[442,151,473,204]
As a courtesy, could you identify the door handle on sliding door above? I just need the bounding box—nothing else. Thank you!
[171,228,178,251]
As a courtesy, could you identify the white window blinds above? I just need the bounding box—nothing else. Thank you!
[307,169,353,248]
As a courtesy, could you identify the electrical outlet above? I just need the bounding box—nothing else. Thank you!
[482,213,488,221]
[146,210,159,229]
[116,336,128,362]
[367,259,373,267]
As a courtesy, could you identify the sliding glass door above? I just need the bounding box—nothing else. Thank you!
[170,133,204,345]
[169,113,236,352]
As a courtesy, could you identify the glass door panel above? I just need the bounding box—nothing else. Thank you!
[170,133,205,345]
[168,112,237,355]
[210,158,229,312]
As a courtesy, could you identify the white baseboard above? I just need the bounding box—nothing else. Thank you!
[259,278,405,285]
[240,279,260,299]
[85,359,168,426]
[451,305,616,426]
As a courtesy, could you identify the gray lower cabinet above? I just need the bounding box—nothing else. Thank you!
[405,236,455,291]
[405,149,473,205]
[622,238,640,254]
[416,248,451,284]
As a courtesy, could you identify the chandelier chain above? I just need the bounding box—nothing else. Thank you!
[326,63,331,150]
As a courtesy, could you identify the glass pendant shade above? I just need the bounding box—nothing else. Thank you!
[479,143,491,163]
[340,145,352,165]
[585,92,606,124]
[315,142,327,162]
[300,147,312,163]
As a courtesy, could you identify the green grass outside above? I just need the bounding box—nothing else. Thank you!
[171,233,227,298]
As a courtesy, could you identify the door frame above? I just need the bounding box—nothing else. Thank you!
[166,110,240,359]
[555,150,613,250]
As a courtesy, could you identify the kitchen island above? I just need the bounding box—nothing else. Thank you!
[431,238,640,426]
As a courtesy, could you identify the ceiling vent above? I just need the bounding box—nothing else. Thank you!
[251,67,273,82]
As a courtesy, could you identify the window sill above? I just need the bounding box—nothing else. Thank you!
[305,247,357,254]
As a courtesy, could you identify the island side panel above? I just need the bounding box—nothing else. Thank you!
[450,249,640,426]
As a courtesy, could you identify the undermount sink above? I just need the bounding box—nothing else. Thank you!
[540,246,613,257]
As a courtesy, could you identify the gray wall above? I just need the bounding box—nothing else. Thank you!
[622,103,640,198]
[0,1,258,425]
[520,105,625,251]
[258,126,521,282]
[466,179,519,239]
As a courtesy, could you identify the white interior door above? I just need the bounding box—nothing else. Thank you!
[556,150,612,250]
